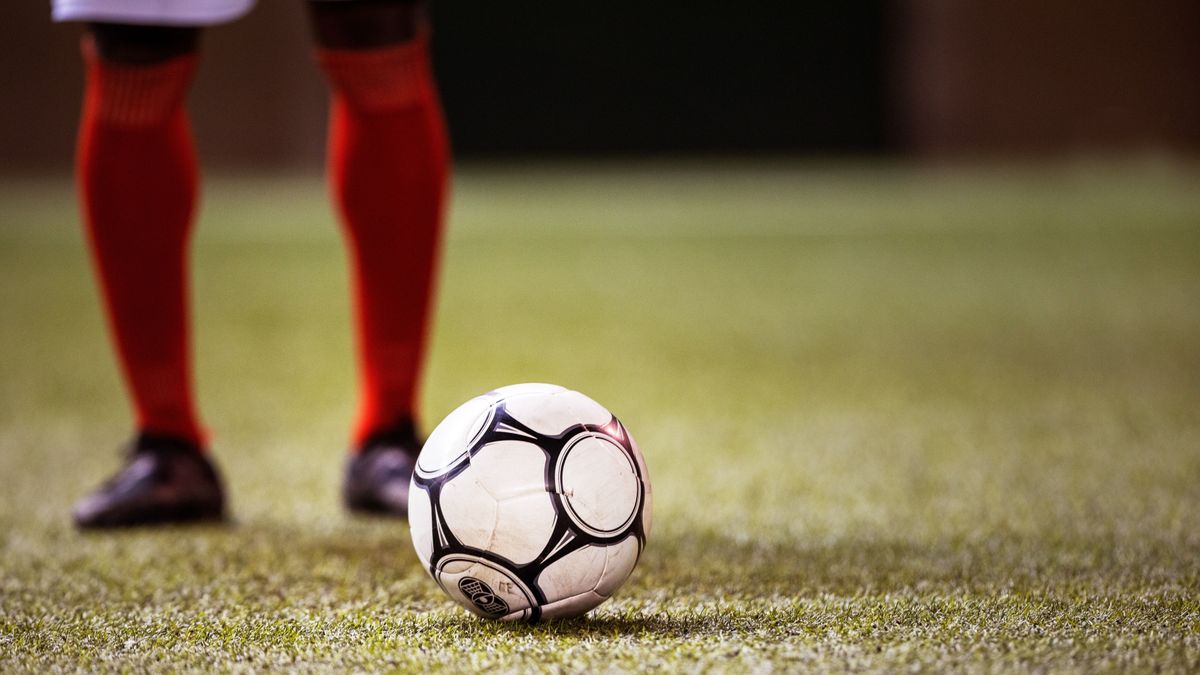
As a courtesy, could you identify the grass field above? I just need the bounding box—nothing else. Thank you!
[1,162,1199,671]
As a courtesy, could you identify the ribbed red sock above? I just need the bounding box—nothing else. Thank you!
[77,40,206,447]
[318,35,450,447]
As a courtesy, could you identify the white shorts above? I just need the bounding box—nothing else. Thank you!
[50,0,352,26]
[52,0,257,25]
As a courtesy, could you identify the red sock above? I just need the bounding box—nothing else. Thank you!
[318,35,450,447]
[77,40,206,447]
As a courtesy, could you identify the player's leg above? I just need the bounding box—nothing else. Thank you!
[307,0,450,516]
[70,20,225,528]
[81,22,204,446]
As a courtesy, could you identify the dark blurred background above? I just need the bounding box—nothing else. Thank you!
[1,0,1197,169]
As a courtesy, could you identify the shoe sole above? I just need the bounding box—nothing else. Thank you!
[75,502,227,529]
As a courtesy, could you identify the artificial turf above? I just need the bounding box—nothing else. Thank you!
[1,162,1198,671]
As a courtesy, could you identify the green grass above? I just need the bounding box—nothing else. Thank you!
[2,161,1199,671]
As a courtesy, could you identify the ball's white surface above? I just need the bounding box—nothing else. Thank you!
[409,383,651,621]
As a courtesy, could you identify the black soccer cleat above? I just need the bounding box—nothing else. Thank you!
[343,419,422,518]
[72,433,227,529]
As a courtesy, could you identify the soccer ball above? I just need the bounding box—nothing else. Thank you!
[408,383,651,621]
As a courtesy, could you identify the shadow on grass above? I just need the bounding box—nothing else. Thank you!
[226,519,1190,592]
[633,528,1193,597]
[255,521,1190,603]
[54,515,1192,637]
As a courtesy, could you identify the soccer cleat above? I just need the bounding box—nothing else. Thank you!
[72,433,226,529]
[343,420,422,517]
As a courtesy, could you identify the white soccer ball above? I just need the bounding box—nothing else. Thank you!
[409,383,651,621]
